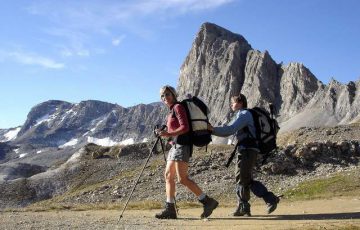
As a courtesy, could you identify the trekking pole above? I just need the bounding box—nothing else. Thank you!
[117,125,166,223]
[160,139,165,162]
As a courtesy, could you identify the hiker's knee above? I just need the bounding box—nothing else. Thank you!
[165,171,175,183]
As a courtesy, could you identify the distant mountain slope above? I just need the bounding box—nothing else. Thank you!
[9,100,165,148]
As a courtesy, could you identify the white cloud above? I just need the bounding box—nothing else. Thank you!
[77,50,90,57]
[19,0,235,68]
[133,0,235,14]
[26,0,235,48]
[60,47,90,57]
[46,28,92,58]
[3,50,65,69]
[60,48,73,57]
[112,35,126,46]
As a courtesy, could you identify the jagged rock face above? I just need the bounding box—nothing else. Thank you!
[177,22,359,132]
[0,130,7,142]
[0,143,12,161]
[351,80,360,124]
[177,22,252,125]
[280,79,359,132]
[328,80,359,124]
[92,103,166,141]
[242,50,280,109]
[278,63,321,121]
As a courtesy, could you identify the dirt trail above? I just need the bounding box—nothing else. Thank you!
[1,198,359,230]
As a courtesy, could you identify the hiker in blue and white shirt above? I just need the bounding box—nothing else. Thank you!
[208,94,280,216]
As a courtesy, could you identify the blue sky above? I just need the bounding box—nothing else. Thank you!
[0,0,359,129]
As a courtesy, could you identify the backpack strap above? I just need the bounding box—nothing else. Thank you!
[170,102,181,118]
[225,142,240,167]
[242,109,256,140]
[243,126,255,139]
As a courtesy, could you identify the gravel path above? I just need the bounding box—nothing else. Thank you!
[1,197,359,230]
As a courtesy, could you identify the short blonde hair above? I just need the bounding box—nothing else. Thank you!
[159,85,177,99]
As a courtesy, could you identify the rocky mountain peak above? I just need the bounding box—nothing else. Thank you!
[196,22,250,45]
[19,100,72,136]
[177,23,358,133]
[278,62,322,120]
[178,22,252,125]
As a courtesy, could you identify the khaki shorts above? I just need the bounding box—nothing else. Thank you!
[167,144,191,163]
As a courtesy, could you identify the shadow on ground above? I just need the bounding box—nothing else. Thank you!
[177,212,360,221]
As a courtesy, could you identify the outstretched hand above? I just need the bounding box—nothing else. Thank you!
[207,123,214,132]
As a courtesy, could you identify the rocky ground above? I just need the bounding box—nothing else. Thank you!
[0,124,359,212]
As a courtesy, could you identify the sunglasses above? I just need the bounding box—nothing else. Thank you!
[161,92,172,98]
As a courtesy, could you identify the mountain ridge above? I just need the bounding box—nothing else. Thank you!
[1,22,359,147]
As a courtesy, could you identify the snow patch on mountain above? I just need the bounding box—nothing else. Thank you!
[66,149,83,163]
[59,139,79,148]
[19,153,28,158]
[3,127,21,141]
[60,109,77,123]
[120,138,135,145]
[87,137,118,146]
[34,114,51,126]
[90,119,105,132]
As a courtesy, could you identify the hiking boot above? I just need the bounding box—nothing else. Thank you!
[233,201,251,217]
[267,196,280,214]
[199,195,219,218]
[155,202,177,219]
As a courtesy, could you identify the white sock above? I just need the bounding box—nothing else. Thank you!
[166,197,175,203]
[198,193,206,201]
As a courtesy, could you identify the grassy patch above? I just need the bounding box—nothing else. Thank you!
[23,201,162,212]
[284,170,360,200]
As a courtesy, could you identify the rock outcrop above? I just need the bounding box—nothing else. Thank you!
[242,50,280,109]
[177,22,252,124]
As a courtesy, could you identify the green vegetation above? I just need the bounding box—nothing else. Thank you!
[21,201,200,212]
[24,201,154,212]
[284,170,360,200]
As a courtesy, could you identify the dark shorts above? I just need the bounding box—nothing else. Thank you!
[167,144,191,163]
